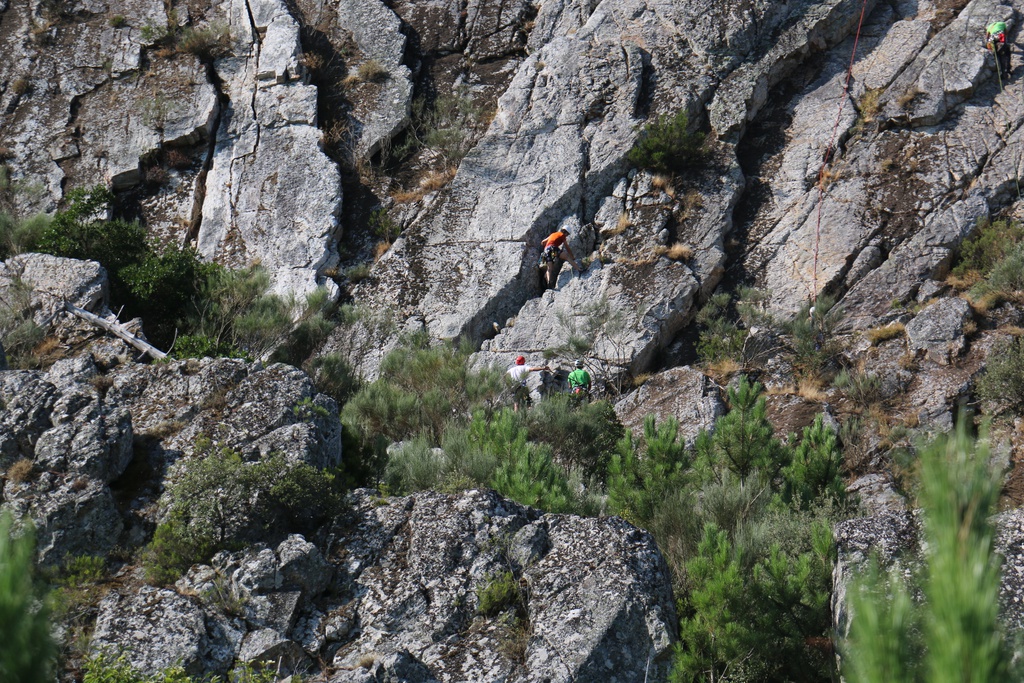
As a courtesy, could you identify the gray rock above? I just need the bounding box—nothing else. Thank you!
[238,628,309,674]
[846,473,906,517]
[334,0,414,161]
[3,477,123,566]
[198,0,342,301]
[245,592,303,633]
[614,367,725,446]
[904,297,973,365]
[92,586,232,677]
[330,489,676,682]
[277,534,334,597]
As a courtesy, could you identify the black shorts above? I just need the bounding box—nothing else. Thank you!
[541,245,563,264]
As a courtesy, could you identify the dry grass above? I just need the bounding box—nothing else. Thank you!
[32,336,63,361]
[818,167,841,189]
[598,210,630,237]
[1001,325,1024,336]
[968,290,1005,315]
[765,384,795,396]
[145,420,184,440]
[681,188,702,216]
[11,78,29,96]
[962,319,978,337]
[300,51,325,72]
[357,59,390,83]
[89,375,114,393]
[707,358,741,381]
[897,86,921,109]
[879,158,895,173]
[665,243,693,261]
[392,168,456,204]
[945,271,980,290]
[357,654,377,669]
[866,322,906,345]
[374,241,391,260]
[632,373,652,387]
[899,350,920,370]
[797,379,827,402]
[858,87,883,121]
[5,459,34,484]
[651,174,675,197]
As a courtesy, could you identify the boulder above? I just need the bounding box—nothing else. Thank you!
[238,628,310,674]
[613,367,725,446]
[330,489,678,682]
[92,586,233,677]
[904,297,973,365]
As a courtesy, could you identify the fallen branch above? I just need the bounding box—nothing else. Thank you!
[63,301,167,360]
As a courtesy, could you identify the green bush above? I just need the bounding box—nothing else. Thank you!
[384,438,444,494]
[784,294,843,380]
[146,445,343,583]
[845,423,1008,682]
[607,415,691,528]
[0,513,56,683]
[170,334,247,360]
[694,376,789,483]
[37,186,148,273]
[976,335,1024,413]
[952,218,1024,281]
[973,242,1024,300]
[779,414,847,509]
[833,369,883,410]
[176,22,231,59]
[695,292,746,366]
[0,276,44,368]
[305,353,362,406]
[0,212,48,259]
[526,395,623,476]
[627,110,706,173]
[476,570,521,616]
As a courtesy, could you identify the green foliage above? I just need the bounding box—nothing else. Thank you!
[293,396,330,422]
[785,294,843,380]
[694,376,788,483]
[37,186,148,273]
[952,218,1024,281]
[833,369,883,409]
[607,415,691,527]
[146,445,342,583]
[627,110,706,173]
[696,292,746,366]
[525,395,623,476]
[272,287,337,366]
[972,242,1024,301]
[476,570,520,616]
[845,424,1009,683]
[0,212,48,259]
[83,650,276,683]
[305,353,362,406]
[175,22,231,59]
[976,335,1024,413]
[171,334,248,360]
[0,276,44,368]
[369,208,400,244]
[343,337,503,444]
[384,438,444,494]
[0,513,56,683]
[491,436,575,513]
[780,414,847,509]
[385,87,486,166]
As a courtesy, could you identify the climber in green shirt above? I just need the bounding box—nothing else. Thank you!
[567,360,591,397]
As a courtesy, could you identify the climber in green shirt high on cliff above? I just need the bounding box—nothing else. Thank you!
[986,20,1012,82]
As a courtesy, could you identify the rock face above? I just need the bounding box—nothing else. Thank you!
[88,490,677,682]
[614,366,725,444]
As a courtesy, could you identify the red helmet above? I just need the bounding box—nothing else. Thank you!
[515,356,526,365]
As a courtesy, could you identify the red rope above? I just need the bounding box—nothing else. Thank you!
[811,0,872,303]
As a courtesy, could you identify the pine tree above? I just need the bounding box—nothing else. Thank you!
[0,513,56,682]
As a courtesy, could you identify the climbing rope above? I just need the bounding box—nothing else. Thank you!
[810,0,872,304]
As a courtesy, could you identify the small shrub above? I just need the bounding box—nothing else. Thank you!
[897,86,921,109]
[696,292,746,366]
[176,22,231,59]
[858,87,883,122]
[109,15,127,28]
[952,218,1024,283]
[866,322,905,345]
[345,262,371,283]
[11,78,29,96]
[627,110,706,173]
[305,353,361,405]
[139,20,168,43]
[665,242,693,261]
[0,277,45,368]
[976,335,1024,413]
[170,334,247,360]
[833,369,883,410]
[476,570,520,616]
[368,208,400,243]
[357,59,390,83]
[785,294,843,380]
[4,458,34,484]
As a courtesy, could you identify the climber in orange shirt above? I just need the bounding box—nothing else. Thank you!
[539,227,583,289]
